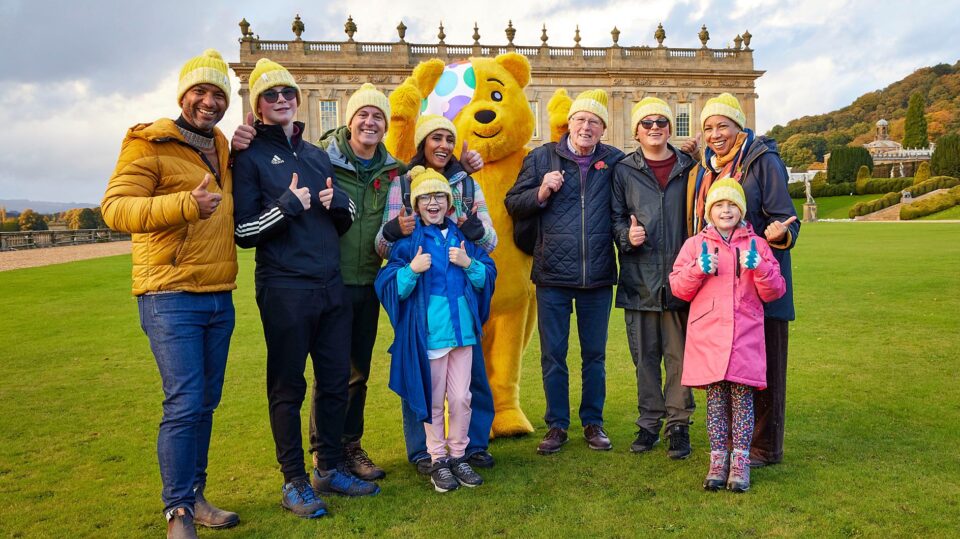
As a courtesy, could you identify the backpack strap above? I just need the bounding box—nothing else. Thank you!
[548,142,561,173]
[461,175,476,212]
[400,174,413,213]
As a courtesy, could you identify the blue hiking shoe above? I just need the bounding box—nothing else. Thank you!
[311,464,381,497]
[281,478,328,519]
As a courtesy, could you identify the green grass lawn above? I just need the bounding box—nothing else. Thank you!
[2,222,959,537]
[792,194,878,220]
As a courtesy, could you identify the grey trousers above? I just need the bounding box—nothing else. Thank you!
[625,309,695,433]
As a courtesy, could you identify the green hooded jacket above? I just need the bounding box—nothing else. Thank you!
[320,126,406,285]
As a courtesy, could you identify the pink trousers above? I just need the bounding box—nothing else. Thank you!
[424,346,473,462]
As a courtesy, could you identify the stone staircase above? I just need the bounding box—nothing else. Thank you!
[855,189,948,221]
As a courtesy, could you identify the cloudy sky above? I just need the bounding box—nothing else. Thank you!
[1,0,956,204]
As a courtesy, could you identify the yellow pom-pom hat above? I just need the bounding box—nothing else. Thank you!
[705,178,747,224]
[700,92,746,130]
[631,97,674,134]
[248,58,301,120]
[409,165,452,207]
[346,83,390,128]
[414,114,458,149]
[568,89,609,127]
[177,49,231,106]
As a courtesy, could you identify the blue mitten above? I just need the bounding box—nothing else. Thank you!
[740,238,759,270]
[697,241,715,275]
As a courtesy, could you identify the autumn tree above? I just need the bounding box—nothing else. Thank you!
[18,209,48,231]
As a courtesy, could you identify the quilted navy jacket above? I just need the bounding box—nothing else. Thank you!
[505,135,624,288]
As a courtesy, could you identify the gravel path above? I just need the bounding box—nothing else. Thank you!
[0,241,131,272]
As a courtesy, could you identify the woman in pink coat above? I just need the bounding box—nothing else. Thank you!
[669,178,785,493]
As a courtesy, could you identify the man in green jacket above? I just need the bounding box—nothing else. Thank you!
[309,83,404,481]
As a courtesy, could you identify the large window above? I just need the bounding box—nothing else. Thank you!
[675,103,691,138]
[529,100,540,140]
[319,100,339,132]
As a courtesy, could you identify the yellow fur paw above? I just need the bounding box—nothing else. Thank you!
[547,88,572,143]
[492,407,535,437]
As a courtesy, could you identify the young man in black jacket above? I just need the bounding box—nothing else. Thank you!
[233,59,378,520]
[611,98,696,459]
[505,89,624,455]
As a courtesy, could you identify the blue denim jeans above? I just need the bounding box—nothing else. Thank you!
[536,285,612,430]
[400,345,494,463]
[138,291,234,515]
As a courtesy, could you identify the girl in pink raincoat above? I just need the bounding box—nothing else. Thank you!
[669,178,785,493]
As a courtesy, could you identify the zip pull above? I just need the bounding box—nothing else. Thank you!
[735,247,741,278]
[713,247,719,276]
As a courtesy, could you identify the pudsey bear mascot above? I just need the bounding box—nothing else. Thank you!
[386,53,538,436]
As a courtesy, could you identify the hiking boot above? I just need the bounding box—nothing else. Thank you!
[584,424,612,451]
[467,450,496,469]
[666,424,692,460]
[415,456,433,475]
[451,458,484,487]
[727,449,751,493]
[429,459,459,493]
[166,507,198,539]
[193,483,239,529]
[536,427,568,455]
[703,450,730,491]
[311,465,381,497]
[630,428,660,453]
[281,478,328,519]
[344,441,386,481]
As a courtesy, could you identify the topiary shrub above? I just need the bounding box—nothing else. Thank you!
[848,191,902,218]
[913,162,931,185]
[900,185,960,220]
[828,146,873,184]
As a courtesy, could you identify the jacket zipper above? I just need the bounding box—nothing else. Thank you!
[579,163,587,287]
[172,140,221,266]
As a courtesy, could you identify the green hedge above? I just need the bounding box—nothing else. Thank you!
[789,177,855,199]
[900,185,960,220]
[849,192,902,218]
[906,176,960,197]
[855,177,915,195]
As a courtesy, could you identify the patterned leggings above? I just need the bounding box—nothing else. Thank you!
[706,382,755,452]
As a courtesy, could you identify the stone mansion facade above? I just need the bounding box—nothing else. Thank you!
[230,16,764,150]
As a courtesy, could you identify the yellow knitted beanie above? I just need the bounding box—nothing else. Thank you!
[346,83,390,128]
[700,92,746,130]
[414,114,458,149]
[705,178,747,224]
[568,89,609,127]
[248,58,301,120]
[409,166,452,207]
[631,97,674,134]
[177,49,231,106]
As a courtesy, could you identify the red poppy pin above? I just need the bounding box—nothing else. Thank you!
[373,178,381,190]
[594,161,607,170]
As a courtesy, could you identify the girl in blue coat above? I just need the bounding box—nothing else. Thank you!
[375,166,496,493]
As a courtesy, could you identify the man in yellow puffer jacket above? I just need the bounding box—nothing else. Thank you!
[102,49,239,539]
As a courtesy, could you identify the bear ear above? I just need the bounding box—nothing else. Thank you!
[495,52,531,88]
[411,59,446,97]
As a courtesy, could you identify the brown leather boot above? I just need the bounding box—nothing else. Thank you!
[536,427,568,455]
[584,425,612,451]
[167,507,198,539]
[193,483,239,529]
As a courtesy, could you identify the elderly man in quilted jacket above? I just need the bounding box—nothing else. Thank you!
[505,89,624,455]
[102,50,240,539]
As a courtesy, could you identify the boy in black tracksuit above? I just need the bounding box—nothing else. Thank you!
[232,59,378,519]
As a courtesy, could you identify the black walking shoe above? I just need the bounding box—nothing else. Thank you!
[467,450,496,468]
[666,424,692,460]
[429,460,459,493]
[311,465,381,497]
[280,479,328,519]
[451,458,484,487]
[630,428,660,453]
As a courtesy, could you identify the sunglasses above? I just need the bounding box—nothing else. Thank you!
[639,118,670,129]
[261,87,298,104]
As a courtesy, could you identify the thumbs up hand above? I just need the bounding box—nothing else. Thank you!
[460,140,484,174]
[289,173,311,210]
[680,132,702,158]
[697,241,717,275]
[740,238,760,270]
[191,174,222,219]
[410,245,432,273]
[628,215,646,247]
[449,240,472,268]
[318,177,334,209]
[398,206,416,236]
[231,112,257,151]
[764,215,797,244]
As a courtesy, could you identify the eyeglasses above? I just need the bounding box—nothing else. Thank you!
[261,87,298,104]
[417,193,446,204]
[570,116,604,129]
[639,118,670,129]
